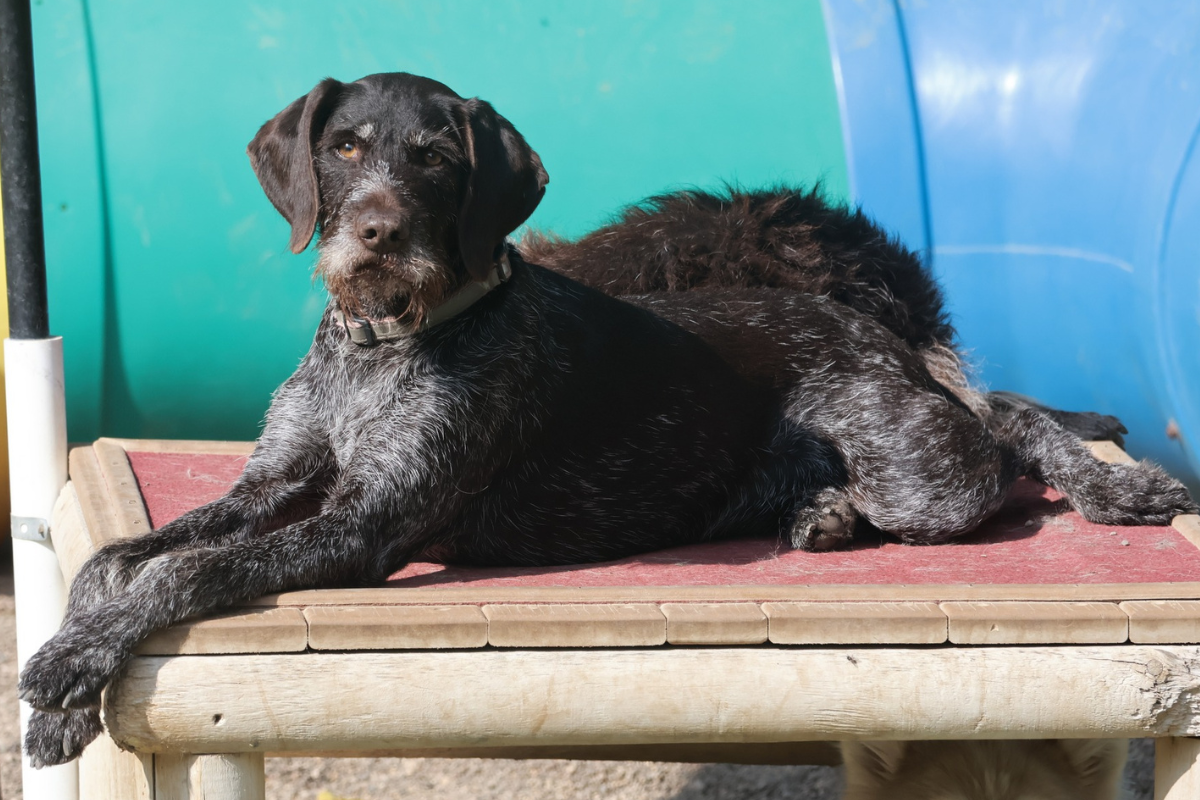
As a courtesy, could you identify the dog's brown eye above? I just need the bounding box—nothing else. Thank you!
[337,142,359,159]
[422,149,443,166]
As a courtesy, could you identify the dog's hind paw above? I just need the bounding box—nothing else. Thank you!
[25,707,104,768]
[1049,410,1128,448]
[1073,462,1198,526]
[790,488,858,551]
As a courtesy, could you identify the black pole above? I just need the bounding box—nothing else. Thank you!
[0,0,50,340]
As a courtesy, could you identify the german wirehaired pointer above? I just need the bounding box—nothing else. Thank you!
[20,72,1196,766]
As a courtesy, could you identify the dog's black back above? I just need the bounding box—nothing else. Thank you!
[524,188,953,351]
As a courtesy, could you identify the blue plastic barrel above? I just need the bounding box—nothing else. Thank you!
[826,0,1200,489]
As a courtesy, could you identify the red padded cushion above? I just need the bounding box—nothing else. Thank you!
[127,451,1200,587]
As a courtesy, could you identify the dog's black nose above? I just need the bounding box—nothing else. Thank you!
[355,208,410,254]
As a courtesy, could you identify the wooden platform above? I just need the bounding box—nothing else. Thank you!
[58,438,1200,655]
[50,437,1200,800]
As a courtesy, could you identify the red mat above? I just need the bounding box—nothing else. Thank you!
[127,451,1200,587]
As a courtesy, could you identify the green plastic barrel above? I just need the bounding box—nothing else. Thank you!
[30,1,848,441]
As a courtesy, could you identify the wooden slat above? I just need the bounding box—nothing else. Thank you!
[105,646,1200,754]
[305,605,487,650]
[763,601,946,645]
[51,482,95,585]
[483,603,666,647]
[274,741,842,765]
[1121,600,1200,644]
[1086,440,1136,465]
[1173,515,1200,550]
[155,753,265,800]
[942,601,1128,644]
[68,444,120,548]
[135,608,308,655]
[102,437,256,456]
[1156,737,1200,800]
[93,439,152,538]
[660,602,767,645]
[79,733,154,800]
[255,579,1200,608]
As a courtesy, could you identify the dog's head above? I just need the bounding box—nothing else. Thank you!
[248,73,548,320]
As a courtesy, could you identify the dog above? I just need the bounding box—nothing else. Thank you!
[19,72,1196,767]
[522,187,1129,447]
[840,740,1128,800]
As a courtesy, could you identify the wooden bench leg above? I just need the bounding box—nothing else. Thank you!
[154,753,265,800]
[1155,738,1200,800]
[79,730,153,800]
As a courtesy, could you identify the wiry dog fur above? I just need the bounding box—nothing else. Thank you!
[841,739,1128,800]
[19,73,1196,767]
[523,187,1129,444]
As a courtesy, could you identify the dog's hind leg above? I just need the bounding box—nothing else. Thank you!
[994,408,1196,525]
[985,390,1128,446]
[919,344,1128,445]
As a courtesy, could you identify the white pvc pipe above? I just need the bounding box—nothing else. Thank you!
[6,337,77,800]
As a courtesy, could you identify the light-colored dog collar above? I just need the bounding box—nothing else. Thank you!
[333,252,512,346]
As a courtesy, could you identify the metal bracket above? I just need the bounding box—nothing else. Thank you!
[11,515,49,541]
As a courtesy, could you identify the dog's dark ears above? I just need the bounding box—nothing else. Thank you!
[248,78,344,254]
[457,99,549,280]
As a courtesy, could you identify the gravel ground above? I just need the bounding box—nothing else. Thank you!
[0,553,1155,799]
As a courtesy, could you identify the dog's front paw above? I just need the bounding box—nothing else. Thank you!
[25,708,104,768]
[789,488,858,551]
[18,628,123,711]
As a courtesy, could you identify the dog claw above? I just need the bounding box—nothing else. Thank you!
[63,685,92,711]
[25,707,104,767]
[790,489,859,551]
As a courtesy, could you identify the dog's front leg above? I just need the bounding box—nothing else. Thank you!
[66,408,334,618]
[20,494,400,715]
[23,422,336,767]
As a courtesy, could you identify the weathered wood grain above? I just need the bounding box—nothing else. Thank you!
[93,439,152,539]
[79,732,153,800]
[483,604,666,647]
[942,601,1128,644]
[155,753,264,800]
[763,601,947,644]
[1156,737,1200,800]
[254,580,1200,607]
[68,445,120,549]
[1121,601,1200,644]
[136,609,308,656]
[51,482,93,585]
[105,646,1200,753]
[104,437,256,456]
[1173,515,1200,551]
[305,605,488,650]
[660,603,767,645]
